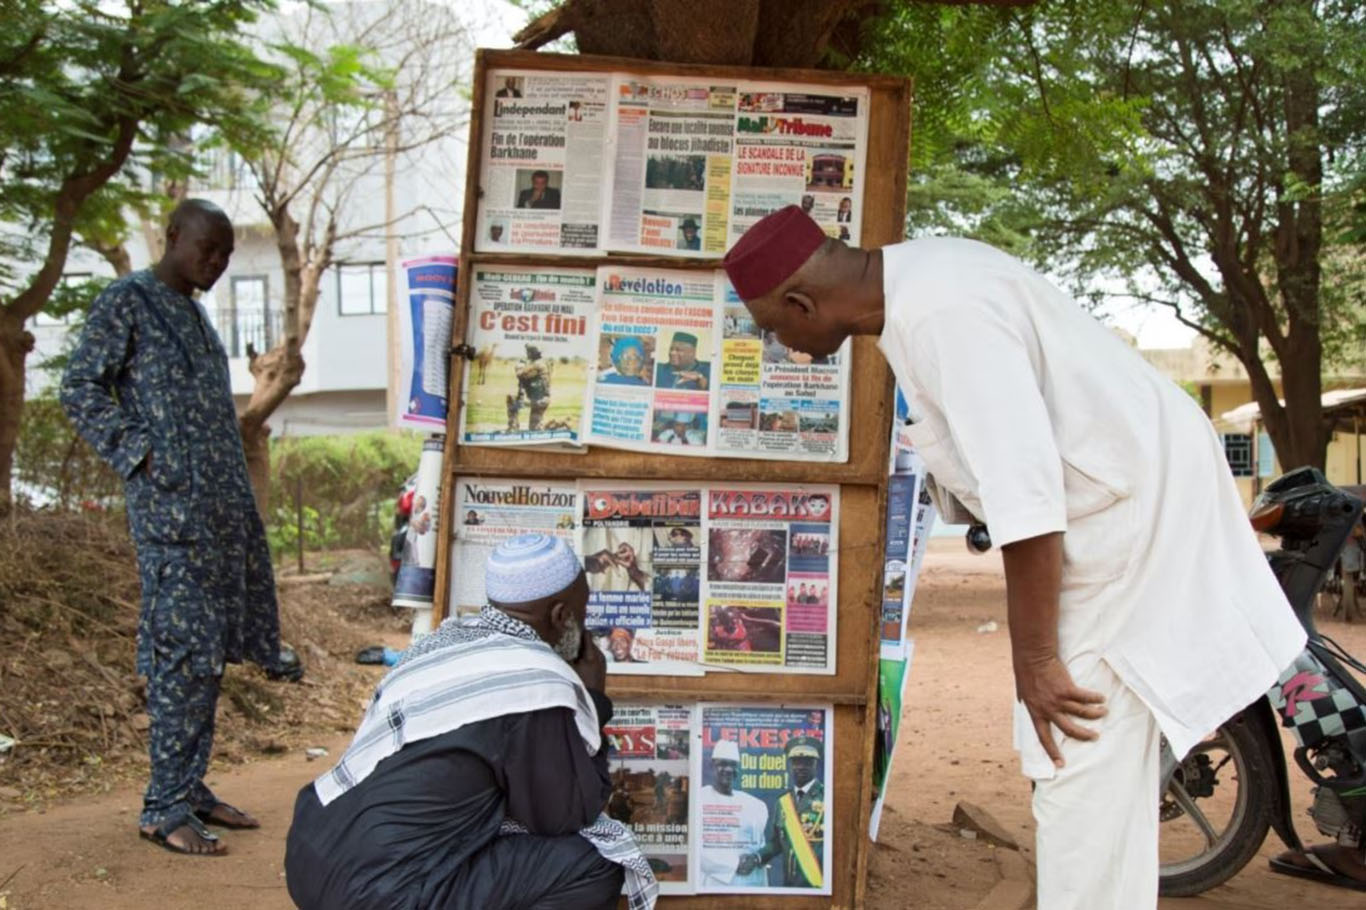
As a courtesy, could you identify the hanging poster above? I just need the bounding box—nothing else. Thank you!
[701,485,838,674]
[395,257,456,432]
[581,485,705,676]
[475,69,610,254]
[604,703,696,894]
[694,703,833,895]
[459,267,595,447]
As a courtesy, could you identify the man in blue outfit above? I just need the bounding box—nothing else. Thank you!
[61,199,294,856]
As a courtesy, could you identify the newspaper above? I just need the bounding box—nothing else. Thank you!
[448,477,580,613]
[694,703,833,895]
[604,703,696,894]
[394,257,456,431]
[605,76,870,255]
[605,76,737,257]
[476,69,609,254]
[701,486,839,674]
[714,276,850,461]
[586,267,721,455]
[879,471,921,655]
[459,267,595,447]
[582,486,705,676]
[730,84,868,247]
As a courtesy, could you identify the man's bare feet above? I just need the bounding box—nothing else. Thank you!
[1271,844,1366,890]
[139,817,228,856]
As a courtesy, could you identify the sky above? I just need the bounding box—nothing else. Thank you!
[455,0,1197,350]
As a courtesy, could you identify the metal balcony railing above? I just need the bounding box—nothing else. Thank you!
[208,307,283,359]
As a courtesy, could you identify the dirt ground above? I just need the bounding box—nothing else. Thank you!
[1,539,1363,909]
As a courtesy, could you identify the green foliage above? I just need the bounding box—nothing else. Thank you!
[267,432,425,554]
[0,0,284,313]
[857,0,1366,466]
[13,393,122,510]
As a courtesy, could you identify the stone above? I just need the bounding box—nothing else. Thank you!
[952,800,1019,850]
[305,747,329,761]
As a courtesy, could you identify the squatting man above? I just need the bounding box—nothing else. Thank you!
[721,205,1305,909]
[285,533,657,909]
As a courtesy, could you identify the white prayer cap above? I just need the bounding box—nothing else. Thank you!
[713,740,741,763]
[485,533,582,604]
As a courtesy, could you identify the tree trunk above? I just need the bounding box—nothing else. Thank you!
[0,315,35,515]
[239,342,306,518]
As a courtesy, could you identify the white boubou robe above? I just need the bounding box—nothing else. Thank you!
[876,237,1305,776]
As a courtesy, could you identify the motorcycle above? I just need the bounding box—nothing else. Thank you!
[1156,467,1366,895]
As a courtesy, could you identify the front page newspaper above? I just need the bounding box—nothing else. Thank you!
[582,486,705,676]
[604,76,869,255]
[694,704,833,895]
[604,703,696,894]
[476,69,609,254]
[702,485,839,674]
[586,267,720,455]
[459,267,595,447]
[715,276,850,461]
[448,478,580,614]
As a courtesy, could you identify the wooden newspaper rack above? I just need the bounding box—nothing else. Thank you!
[434,49,910,909]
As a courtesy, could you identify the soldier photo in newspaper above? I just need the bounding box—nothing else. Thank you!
[460,268,594,447]
[694,704,832,894]
[604,704,695,893]
[582,487,704,675]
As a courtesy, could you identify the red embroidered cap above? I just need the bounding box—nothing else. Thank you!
[722,205,827,301]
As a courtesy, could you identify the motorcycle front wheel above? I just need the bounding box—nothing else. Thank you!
[1158,711,1275,896]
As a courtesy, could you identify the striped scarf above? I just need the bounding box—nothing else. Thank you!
[315,606,657,910]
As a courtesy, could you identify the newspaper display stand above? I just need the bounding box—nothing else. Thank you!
[435,49,910,909]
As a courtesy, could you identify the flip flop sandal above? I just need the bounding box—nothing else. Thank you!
[194,799,260,829]
[1269,849,1366,892]
[140,814,225,856]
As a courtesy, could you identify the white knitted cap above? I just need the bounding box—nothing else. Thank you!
[485,533,582,604]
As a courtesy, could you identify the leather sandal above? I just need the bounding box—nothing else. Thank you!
[139,814,226,856]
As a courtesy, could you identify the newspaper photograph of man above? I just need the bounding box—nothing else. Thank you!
[655,331,711,390]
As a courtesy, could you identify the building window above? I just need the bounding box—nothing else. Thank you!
[336,262,387,316]
[1223,433,1253,477]
[224,275,272,358]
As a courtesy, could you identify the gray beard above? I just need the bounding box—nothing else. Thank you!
[553,616,583,662]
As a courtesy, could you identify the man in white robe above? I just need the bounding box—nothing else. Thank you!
[697,740,769,888]
[721,205,1306,909]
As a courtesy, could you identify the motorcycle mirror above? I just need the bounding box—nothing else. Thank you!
[1249,500,1284,533]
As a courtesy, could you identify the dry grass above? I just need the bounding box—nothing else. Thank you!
[0,510,406,807]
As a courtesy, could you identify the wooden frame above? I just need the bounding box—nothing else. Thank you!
[434,49,911,910]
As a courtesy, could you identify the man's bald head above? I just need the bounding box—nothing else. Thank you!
[157,198,234,295]
[167,198,231,235]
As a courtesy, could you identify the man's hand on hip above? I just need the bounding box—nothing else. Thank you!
[1000,531,1106,768]
[1014,653,1107,768]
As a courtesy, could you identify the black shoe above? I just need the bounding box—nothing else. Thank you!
[265,645,304,682]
